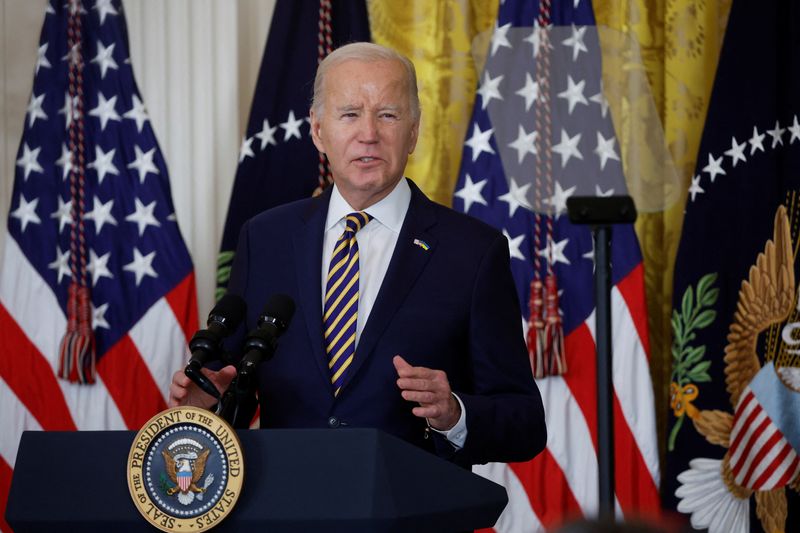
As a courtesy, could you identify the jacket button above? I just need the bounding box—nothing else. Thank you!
[328,416,340,428]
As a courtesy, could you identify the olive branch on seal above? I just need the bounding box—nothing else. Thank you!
[159,472,175,495]
[668,272,718,451]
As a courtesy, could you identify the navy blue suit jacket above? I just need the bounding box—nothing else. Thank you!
[226,179,545,466]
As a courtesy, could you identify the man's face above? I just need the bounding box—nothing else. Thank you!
[310,59,419,210]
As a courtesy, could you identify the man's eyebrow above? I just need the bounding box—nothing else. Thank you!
[334,104,403,114]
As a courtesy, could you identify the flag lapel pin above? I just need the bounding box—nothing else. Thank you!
[413,238,430,251]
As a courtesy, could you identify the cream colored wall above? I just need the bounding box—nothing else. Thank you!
[0,0,275,321]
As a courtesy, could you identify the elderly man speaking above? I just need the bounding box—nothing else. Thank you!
[170,42,546,467]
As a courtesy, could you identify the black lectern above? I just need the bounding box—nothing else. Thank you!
[6,428,507,532]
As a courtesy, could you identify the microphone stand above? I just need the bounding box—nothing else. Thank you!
[566,195,637,521]
[215,356,259,429]
[214,294,295,429]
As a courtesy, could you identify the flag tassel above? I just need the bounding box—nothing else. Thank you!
[527,279,547,378]
[58,282,96,384]
[543,273,567,376]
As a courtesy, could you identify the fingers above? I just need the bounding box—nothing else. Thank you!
[393,355,459,429]
[168,366,237,408]
[392,355,411,373]
[172,369,192,387]
[394,355,439,381]
[400,389,437,404]
[411,405,446,419]
[393,356,435,379]
[220,365,237,379]
[168,370,190,407]
[393,357,449,394]
[396,377,435,391]
[204,365,237,390]
[396,368,450,395]
[398,375,451,417]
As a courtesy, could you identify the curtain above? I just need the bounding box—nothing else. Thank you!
[594,0,733,465]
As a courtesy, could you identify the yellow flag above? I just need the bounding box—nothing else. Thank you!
[368,0,498,206]
[593,0,732,459]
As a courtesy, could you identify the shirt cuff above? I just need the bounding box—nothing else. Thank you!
[429,392,467,449]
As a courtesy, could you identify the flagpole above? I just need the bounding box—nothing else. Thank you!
[567,196,637,520]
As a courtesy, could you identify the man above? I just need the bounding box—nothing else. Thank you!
[170,42,545,467]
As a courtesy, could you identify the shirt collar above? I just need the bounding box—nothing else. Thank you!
[325,178,411,233]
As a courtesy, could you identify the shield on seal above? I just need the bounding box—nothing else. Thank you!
[177,469,192,493]
[728,362,800,491]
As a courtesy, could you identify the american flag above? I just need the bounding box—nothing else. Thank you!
[453,0,660,529]
[0,1,198,527]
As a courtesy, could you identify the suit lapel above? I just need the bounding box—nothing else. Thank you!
[339,181,438,391]
[292,190,334,394]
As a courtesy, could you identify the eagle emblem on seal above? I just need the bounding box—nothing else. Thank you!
[676,206,800,533]
[161,438,215,506]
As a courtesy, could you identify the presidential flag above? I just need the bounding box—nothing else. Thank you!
[0,1,198,528]
[667,1,800,531]
[215,0,369,299]
[453,0,660,529]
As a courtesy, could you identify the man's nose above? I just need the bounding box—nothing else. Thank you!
[358,116,379,143]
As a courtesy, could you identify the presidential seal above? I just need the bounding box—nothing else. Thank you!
[673,206,800,533]
[127,406,244,532]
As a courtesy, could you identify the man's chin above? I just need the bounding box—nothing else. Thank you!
[341,169,393,188]
[335,175,402,208]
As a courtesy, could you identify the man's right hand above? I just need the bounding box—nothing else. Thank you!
[168,365,237,408]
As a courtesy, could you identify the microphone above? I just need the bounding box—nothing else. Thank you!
[216,294,294,427]
[185,293,247,398]
[238,294,296,381]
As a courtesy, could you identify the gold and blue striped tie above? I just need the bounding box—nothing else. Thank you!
[324,211,372,396]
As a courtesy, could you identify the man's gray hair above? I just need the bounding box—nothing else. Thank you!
[312,42,421,120]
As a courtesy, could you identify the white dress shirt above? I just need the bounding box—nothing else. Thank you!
[321,178,467,448]
[322,179,410,343]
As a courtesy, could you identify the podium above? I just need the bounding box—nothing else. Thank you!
[6,428,507,532]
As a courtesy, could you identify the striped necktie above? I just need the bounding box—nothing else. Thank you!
[323,211,372,395]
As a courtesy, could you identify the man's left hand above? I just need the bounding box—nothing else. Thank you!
[393,355,461,431]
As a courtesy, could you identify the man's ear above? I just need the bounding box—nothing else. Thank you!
[309,109,325,153]
[408,116,420,155]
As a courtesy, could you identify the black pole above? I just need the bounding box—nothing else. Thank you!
[593,225,614,519]
[566,195,637,521]
[216,375,259,428]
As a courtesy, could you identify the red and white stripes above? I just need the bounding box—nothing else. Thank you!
[729,388,800,491]
[476,263,660,531]
[0,232,196,530]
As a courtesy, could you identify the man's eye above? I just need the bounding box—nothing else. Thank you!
[341,112,357,118]
[381,113,398,120]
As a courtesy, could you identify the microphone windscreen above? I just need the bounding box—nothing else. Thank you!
[209,293,247,331]
[262,294,296,325]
